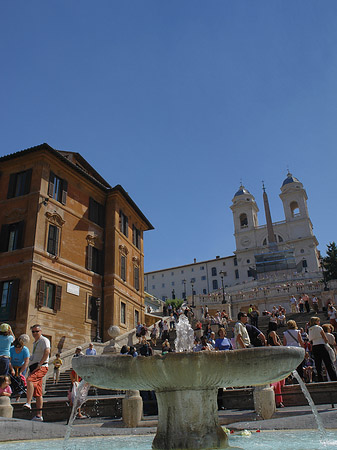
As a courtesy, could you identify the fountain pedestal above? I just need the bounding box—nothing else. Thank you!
[153,388,227,450]
[122,390,143,427]
[73,347,305,450]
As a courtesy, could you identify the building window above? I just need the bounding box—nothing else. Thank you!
[0,279,19,320]
[37,280,62,311]
[162,274,164,277]
[212,280,218,290]
[89,198,105,227]
[119,210,128,237]
[181,270,184,274]
[200,266,204,270]
[191,278,196,283]
[171,271,174,276]
[290,201,300,217]
[162,283,165,288]
[121,255,126,281]
[222,262,226,266]
[211,267,217,276]
[240,213,248,228]
[47,224,59,256]
[203,289,207,294]
[134,310,139,327]
[152,275,155,279]
[121,302,126,324]
[201,276,206,280]
[152,285,155,289]
[302,259,308,268]
[247,259,250,264]
[235,269,239,279]
[171,282,175,286]
[88,296,98,321]
[87,246,104,275]
[7,169,32,199]
[0,221,24,252]
[48,172,68,204]
[234,257,238,266]
[134,266,140,291]
[132,225,141,249]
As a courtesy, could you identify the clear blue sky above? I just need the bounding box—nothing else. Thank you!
[1,2,337,272]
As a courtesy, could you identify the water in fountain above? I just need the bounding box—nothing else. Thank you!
[292,370,328,447]
[174,314,195,352]
[63,380,91,446]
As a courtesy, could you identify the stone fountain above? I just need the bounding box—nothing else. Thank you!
[73,318,304,450]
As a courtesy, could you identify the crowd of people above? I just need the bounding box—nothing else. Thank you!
[1,295,337,419]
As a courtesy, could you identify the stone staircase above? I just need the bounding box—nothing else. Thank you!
[44,369,122,399]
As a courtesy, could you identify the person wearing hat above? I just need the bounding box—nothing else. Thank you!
[74,346,84,357]
[0,323,15,376]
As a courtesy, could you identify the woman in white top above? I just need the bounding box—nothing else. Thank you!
[283,320,305,379]
[308,317,337,382]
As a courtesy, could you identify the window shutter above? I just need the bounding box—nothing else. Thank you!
[24,169,32,195]
[61,179,68,205]
[137,229,141,249]
[99,203,105,227]
[134,266,139,291]
[7,173,16,199]
[17,221,25,249]
[0,225,9,252]
[119,210,122,232]
[54,285,62,311]
[89,197,94,222]
[99,249,104,275]
[125,216,128,237]
[87,245,93,271]
[48,172,55,197]
[38,280,45,307]
[132,225,135,245]
[9,279,20,319]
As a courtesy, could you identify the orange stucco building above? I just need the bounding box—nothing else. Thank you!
[0,143,153,353]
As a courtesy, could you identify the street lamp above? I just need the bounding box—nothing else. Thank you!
[191,281,194,307]
[219,271,226,304]
[95,297,102,342]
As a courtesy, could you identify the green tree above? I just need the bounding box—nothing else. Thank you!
[323,242,337,281]
[165,299,183,310]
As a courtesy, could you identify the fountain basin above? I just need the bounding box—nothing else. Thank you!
[73,347,304,449]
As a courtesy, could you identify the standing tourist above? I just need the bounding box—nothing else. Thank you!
[250,306,259,328]
[10,338,30,399]
[327,304,337,331]
[308,317,337,382]
[234,312,251,348]
[312,296,319,313]
[0,323,15,376]
[85,343,97,355]
[298,296,304,313]
[52,353,63,384]
[23,325,51,421]
[289,295,297,313]
[283,320,305,378]
[303,294,310,313]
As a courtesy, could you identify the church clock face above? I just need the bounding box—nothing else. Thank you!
[240,237,251,247]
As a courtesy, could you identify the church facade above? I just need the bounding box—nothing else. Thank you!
[145,173,321,303]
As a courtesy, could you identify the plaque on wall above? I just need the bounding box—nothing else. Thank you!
[67,283,80,296]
